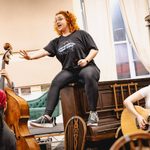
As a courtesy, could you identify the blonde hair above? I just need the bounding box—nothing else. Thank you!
[54,10,80,35]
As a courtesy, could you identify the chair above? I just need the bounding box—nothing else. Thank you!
[64,116,87,150]
[110,132,150,150]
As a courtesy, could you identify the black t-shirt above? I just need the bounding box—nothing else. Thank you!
[44,30,98,71]
[0,121,16,150]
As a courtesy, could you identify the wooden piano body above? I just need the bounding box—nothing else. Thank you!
[60,77,150,145]
[4,77,150,149]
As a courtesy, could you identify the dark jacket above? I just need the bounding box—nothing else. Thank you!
[0,120,16,150]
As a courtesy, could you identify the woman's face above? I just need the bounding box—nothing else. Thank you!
[55,14,68,33]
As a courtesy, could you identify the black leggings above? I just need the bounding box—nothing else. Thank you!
[45,65,100,116]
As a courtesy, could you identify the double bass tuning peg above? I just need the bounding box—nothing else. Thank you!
[3,43,12,51]
[2,43,13,65]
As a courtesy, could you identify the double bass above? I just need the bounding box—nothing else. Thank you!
[2,43,40,150]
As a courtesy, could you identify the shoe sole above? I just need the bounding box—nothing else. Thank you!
[87,123,98,126]
[30,122,54,128]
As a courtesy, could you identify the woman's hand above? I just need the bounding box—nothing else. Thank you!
[136,115,148,130]
[19,50,31,60]
[0,69,9,79]
[78,59,88,67]
[0,69,13,88]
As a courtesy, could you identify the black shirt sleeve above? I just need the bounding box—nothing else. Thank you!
[43,38,59,57]
[80,30,98,52]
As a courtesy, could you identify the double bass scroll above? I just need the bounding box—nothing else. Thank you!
[0,43,12,89]
[4,43,40,150]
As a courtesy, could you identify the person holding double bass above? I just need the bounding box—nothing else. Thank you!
[0,45,16,149]
[0,88,16,149]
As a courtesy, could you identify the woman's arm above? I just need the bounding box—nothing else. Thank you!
[123,91,147,129]
[85,49,98,63]
[19,48,49,60]
[78,49,98,67]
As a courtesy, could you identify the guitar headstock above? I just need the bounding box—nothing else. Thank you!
[3,43,13,65]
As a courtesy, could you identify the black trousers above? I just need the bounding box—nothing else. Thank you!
[45,65,100,116]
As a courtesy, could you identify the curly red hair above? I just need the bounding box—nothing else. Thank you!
[54,10,80,35]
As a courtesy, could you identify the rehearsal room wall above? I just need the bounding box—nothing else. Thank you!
[0,0,73,87]
[0,0,117,87]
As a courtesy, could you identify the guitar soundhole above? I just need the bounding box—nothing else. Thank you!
[145,124,149,130]
[146,115,150,130]
[148,115,150,122]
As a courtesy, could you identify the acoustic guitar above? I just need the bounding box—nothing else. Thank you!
[121,105,150,135]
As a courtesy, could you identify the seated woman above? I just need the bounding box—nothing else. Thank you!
[20,10,100,127]
[0,89,16,150]
[123,85,150,130]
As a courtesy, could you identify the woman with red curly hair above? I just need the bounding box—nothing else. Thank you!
[0,89,16,149]
[20,10,100,127]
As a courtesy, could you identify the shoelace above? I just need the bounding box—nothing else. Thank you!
[40,116,47,124]
[41,115,53,124]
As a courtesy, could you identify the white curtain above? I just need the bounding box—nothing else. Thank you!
[83,0,118,81]
[119,0,150,72]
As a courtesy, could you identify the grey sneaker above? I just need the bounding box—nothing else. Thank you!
[30,115,56,128]
[87,111,99,126]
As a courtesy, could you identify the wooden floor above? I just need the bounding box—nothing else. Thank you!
[29,122,64,150]
[29,122,118,149]
[29,123,64,136]
[86,138,116,150]
[28,119,121,150]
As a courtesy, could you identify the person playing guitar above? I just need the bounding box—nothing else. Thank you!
[123,85,150,131]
